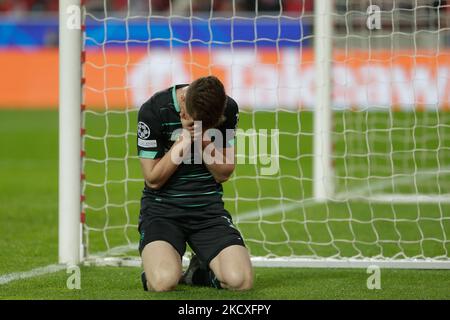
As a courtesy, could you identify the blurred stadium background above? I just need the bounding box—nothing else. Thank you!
[1,0,449,108]
[0,0,449,299]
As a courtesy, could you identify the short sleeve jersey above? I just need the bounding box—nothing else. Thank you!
[137,84,239,211]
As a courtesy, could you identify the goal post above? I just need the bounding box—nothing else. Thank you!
[58,0,450,269]
[313,0,334,201]
[58,0,82,265]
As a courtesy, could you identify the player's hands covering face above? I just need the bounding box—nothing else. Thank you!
[180,109,194,139]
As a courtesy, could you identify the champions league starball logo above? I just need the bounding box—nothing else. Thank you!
[138,122,151,139]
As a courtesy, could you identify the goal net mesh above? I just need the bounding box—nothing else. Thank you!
[81,0,450,265]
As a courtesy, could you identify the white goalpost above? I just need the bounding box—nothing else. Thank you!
[313,0,334,201]
[59,0,82,265]
[59,0,450,269]
[314,0,450,206]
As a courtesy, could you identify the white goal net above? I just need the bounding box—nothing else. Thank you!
[75,0,450,268]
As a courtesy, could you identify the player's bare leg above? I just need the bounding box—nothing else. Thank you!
[141,240,183,292]
[209,245,253,291]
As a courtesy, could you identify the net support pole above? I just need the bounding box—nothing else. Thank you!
[59,0,82,265]
[313,0,334,201]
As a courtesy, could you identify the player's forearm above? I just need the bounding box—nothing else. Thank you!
[144,157,177,189]
[145,139,191,189]
[205,162,235,183]
[202,142,235,183]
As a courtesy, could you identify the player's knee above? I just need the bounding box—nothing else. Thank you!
[239,269,254,291]
[148,270,179,292]
[221,269,253,291]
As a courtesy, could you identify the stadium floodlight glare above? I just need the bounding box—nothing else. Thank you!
[59,0,450,269]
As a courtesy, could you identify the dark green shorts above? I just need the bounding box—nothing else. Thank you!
[138,204,245,268]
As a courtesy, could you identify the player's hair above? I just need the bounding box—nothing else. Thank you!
[185,76,226,129]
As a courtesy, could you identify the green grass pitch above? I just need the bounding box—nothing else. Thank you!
[0,109,449,300]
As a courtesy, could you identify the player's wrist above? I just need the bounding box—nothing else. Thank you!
[177,131,192,147]
[199,130,213,148]
[201,139,212,149]
[170,134,191,165]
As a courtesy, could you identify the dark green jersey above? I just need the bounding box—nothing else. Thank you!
[137,84,239,211]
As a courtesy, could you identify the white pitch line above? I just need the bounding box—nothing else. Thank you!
[335,165,450,201]
[0,264,67,286]
[235,165,450,222]
[0,243,143,286]
[236,198,318,221]
[91,243,138,257]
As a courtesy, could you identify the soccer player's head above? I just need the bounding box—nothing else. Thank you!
[184,76,227,129]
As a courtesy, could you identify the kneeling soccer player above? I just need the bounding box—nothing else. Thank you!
[137,76,253,292]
